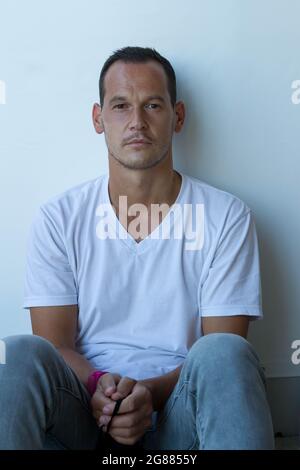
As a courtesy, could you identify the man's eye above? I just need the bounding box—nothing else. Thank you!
[146,103,159,109]
[113,104,128,109]
[113,103,160,110]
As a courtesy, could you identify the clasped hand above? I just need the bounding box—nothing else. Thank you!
[91,373,154,446]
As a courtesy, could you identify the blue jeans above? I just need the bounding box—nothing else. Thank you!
[0,333,274,449]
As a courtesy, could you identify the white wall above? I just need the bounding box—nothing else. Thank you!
[0,0,299,379]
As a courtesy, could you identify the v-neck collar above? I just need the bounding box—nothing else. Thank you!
[103,171,186,254]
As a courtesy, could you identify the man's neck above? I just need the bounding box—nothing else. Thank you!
[107,166,182,242]
[107,167,182,214]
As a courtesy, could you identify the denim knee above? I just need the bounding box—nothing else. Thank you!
[1,334,59,374]
[183,333,262,383]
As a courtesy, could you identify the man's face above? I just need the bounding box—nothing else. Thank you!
[96,60,179,170]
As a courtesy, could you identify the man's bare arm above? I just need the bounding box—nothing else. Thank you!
[139,364,183,412]
[30,305,94,388]
[202,315,250,339]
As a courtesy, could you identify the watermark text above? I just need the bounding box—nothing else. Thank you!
[291,339,300,365]
[291,80,300,104]
[96,199,205,251]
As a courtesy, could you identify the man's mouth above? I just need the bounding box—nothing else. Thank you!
[126,141,151,147]
[125,139,152,147]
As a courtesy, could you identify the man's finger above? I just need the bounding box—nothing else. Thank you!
[91,393,115,421]
[91,389,115,412]
[104,381,148,416]
[108,425,147,446]
[97,372,121,397]
[100,409,142,429]
[109,376,137,402]
[92,391,116,415]
[109,420,148,438]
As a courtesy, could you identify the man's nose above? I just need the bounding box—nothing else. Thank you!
[129,107,147,130]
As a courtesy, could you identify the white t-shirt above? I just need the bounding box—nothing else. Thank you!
[23,171,263,380]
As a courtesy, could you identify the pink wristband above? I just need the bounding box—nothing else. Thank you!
[87,370,108,396]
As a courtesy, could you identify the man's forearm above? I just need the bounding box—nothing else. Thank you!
[57,347,183,410]
[57,347,95,390]
[139,364,183,412]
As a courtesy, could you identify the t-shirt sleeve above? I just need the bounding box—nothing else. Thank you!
[199,208,263,319]
[22,206,78,309]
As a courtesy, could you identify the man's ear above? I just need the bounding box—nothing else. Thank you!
[92,103,104,134]
[173,101,185,133]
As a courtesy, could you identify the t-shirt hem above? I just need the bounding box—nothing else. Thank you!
[200,305,262,319]
[22,295,78,309]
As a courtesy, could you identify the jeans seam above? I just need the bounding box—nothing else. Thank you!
[156,380,189,428]
[156,381,200,450]
[184,389,201,450]
[188,389,205,450]
[187,435,199,450]
[47,382,59,429]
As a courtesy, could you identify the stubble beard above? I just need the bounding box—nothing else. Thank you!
[108,145,170,171]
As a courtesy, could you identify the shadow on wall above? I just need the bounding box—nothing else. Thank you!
[251,211,299,375]
[267,376,300,438]
[249,218,300,438]
[172,73,205,176]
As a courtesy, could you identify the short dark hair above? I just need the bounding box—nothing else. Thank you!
[99,46,177,108]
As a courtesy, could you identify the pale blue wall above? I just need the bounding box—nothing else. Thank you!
[0,0,299,379]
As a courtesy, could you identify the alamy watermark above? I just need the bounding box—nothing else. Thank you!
[291,80,300,104]
[0,339,6,365]
[96,199,205,251]
[291,339,300,365]
[0,80,6,104]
